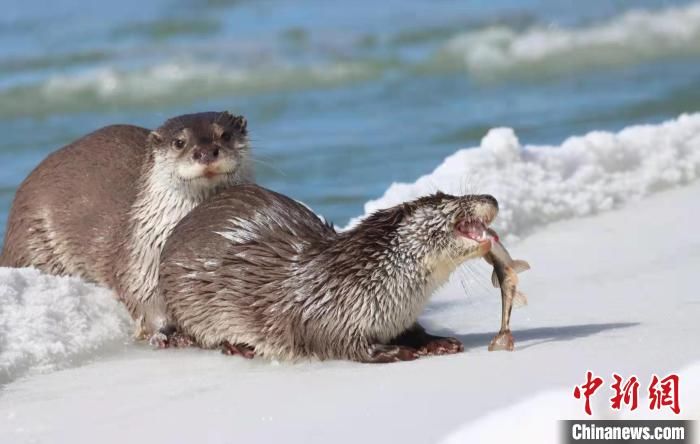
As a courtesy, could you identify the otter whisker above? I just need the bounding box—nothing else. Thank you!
[463,260,492,296]
[424,176,442,195]
[250,157,288,177]
[446,255,472,301]
[459,174,480,196]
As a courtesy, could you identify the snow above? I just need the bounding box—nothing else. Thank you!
[1,114,700,443]
[348,112,700,241]
[0,268,132,385]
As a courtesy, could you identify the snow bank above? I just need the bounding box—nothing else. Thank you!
[349,113,700,240]
[0,268,132,385]
[441,2,700,75]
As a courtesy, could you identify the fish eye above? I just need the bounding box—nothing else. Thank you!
[172,139,186,150]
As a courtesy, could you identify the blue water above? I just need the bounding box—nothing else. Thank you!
[1,0,699,240]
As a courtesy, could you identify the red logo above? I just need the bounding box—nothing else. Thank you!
[573,371,604,415]
[574,372,680,416]
[610,374,640,411]
[648,374,680,414]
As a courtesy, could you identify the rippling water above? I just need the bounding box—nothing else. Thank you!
[1,0,699,238]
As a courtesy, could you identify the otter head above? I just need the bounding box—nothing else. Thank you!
[147,111,250,190]
[382,191,498,267]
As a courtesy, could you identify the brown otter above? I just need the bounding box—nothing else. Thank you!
[158,184,497,363]
[0,112,251,338]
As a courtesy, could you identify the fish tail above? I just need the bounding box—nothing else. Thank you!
[513,291,528,307]
[511,260,530,273]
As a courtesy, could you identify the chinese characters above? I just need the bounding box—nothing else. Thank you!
[573,372,680,415]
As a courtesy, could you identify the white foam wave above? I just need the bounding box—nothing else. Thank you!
[0,59,384,117]
[441,3,700,74]
[348,113,700,239]
[38,60,380,102]
[0,268,132,384]
[6,3,700,116]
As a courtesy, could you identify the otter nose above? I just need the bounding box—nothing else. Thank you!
[192,146,220,165]
[479,194,499,211]
[470,194,499,224]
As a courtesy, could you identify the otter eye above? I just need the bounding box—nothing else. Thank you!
[221,131,231,142]
[173,139,186,150]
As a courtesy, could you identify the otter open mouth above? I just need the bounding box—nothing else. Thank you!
[455,220,492,242]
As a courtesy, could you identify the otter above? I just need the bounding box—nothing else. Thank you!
[0,112,251,338]
[158,184,497,363]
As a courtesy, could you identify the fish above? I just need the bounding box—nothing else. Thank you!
[485,228,530,304]
[483,228,530,351]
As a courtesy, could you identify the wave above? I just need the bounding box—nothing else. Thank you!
[0,50,113,75]
[0,268,132,385]
[0,60,387,118]
[3,4,700,118]
[111,18,221,40]
[437,2,700,77]
[347,113,700,239]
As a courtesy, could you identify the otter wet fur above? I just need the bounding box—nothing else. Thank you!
[0,111,252,338]
[159,184,498,363]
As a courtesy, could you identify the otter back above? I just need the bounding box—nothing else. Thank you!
[1,125,147,283]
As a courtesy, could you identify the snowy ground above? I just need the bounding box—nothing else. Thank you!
[1,115,699,443]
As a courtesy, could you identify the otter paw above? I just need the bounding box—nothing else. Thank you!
[148,332,169,349]
[417,337,464,356]
[488,330,514,351]
[148,331,195,349]
[364,345,420,364]
[221,342,256,359]
[168,332,195,348]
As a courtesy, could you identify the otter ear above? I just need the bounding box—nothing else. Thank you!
[233,116,247,135]
[147,131,163,146]
[216,111,247,135]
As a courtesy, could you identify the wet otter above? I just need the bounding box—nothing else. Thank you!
[159,184,497,363]
[0,112,251,337]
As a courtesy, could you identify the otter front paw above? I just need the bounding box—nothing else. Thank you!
[149,332,169,349]
[362,344,420,364]
[391,326,464,356]
[148,327,195,349]
[221,341,256,359]
[168,332,195,348]
[416,336,464,356]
